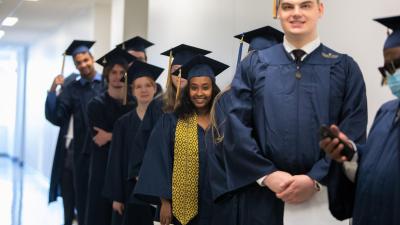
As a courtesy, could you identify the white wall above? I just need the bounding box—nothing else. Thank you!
[146,0,400,224]
[147,0,400,129]
[24,2,111,177]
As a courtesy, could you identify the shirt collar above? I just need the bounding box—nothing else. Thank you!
[283,36,321,61]
[79,71,102,86]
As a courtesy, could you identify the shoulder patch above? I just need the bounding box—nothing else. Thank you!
[321,52,339,59]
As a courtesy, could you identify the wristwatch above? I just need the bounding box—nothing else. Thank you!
[314,180,321,191]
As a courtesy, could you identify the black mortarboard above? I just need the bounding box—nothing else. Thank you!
[96,47,136,67]
[374,15,400,50]
[127,60,164,84]
[65,40,95,56]
[116,36,154,52]
[160,44,212,66]
[172,55,229,82]
[234,26,284,52]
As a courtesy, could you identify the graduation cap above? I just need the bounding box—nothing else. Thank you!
[171,54,228,109]
[65,40,95,56]
[161,44,212,66]
[127,60,164,85]
[235,26,284,52]
[172,55,229,82]
[374,15,400,50]
[96,47,137,67]
[116,36,154,52]
[234,26,283,66]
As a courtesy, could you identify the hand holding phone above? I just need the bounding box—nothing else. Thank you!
[319,125,355,161]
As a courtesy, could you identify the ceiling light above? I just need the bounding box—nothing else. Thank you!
[2,17,18,27]
[25,0,39,2]
[0,30,5,39]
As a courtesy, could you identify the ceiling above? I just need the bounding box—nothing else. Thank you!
[0,0,108,45]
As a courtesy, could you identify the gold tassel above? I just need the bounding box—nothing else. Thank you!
[166,50,173,89]
[174,69,182,110]
[60,52,66,76]
[273,0,278,19]
[123,72,128,105]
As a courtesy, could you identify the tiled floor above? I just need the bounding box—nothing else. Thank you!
[0,157,64,225]
[0,157,350,225]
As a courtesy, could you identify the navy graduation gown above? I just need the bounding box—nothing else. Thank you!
[127,97,164,180]
[328,99,400,225]
[46,73,78,203]
[103,110,154,225]
[220,44,367,225]
[205,90,240,225]
[84,92,133,225]
[55,73,104,225]
[133,113,214,225]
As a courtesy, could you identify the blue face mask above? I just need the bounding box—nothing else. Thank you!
[387,69,400,98]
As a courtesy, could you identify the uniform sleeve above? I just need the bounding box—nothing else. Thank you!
[222,53,278,195]
[307,55,368,182]
[87,98,108,136]
[55,86,73,126]
[103,118,126,202]
[133,114,174,205]
[45,91,60,126]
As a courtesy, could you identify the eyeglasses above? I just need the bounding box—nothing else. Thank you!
[379,58,400,79]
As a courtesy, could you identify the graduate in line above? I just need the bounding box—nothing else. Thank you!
[126,45,211,184]
[134,55,229,225]
[103,60,163,225]
[84,48,136,225]
[320,15,400,225]
[46,70,79,225]
[51,40,105,225]
[207,25,283,225]
[216,0,368,224]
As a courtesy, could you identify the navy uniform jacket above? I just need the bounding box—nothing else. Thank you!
[328,99,400,225]
[84,91,133,225]
[206,90,240,225]
[220,44,367,225]
[46,73,78,203]
[134,113,214,225]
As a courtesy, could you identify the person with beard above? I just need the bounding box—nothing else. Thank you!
[52,40,104,225]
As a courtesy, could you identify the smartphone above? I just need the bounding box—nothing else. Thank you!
[319,125,355,160]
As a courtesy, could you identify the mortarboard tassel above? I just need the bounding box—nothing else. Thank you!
[273,0,278,19]
[174,69,182,110]
[387,28,391,36]
[123,72,128,105]
[60,52,66,76]
[166,50,173,89]
[236,34,244,68]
